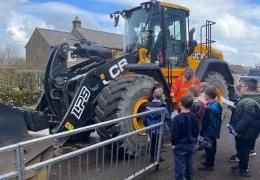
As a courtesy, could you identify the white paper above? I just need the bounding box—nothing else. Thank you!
[171,110,179,119]
[221,96,235,108]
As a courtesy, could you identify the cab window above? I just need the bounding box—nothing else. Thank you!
[164,12,186,67]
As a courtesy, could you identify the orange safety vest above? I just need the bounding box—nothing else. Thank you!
[171,75,200,109]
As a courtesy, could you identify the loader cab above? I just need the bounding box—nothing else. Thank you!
[123,1,192,69]
[161,5,189,67]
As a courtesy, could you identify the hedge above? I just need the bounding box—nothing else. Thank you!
[0,69,44,107]
[0,89,42,107]
[0,69,44,91]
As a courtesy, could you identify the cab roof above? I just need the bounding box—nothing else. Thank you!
[160,2,190,12]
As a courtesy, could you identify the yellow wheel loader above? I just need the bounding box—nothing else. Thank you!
[0,1,234,179]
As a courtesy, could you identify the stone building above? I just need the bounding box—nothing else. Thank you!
[26,17,123,71]
[228,64,249,84]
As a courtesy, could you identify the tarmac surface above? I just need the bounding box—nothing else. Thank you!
[137,130,260,180]
[47,112,260,180]
[137,109,260,180]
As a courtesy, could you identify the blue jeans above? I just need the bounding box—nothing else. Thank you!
[173,144,194,180]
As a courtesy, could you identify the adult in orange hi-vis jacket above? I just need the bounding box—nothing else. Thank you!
[170,66,200,111]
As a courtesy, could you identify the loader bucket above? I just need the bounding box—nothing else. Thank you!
[0,102,54,180]
[0,102,30,147]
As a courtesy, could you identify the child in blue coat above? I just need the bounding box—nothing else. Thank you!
[199,86,222,171]
[144,87,170,162]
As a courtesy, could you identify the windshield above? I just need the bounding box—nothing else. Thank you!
[123,8,151,52]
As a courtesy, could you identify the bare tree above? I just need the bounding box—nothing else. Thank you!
[0,45,19,66]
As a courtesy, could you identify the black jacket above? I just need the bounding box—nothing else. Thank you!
[230,93,260,140]
[200,100,222,139]
[171,112,199,146]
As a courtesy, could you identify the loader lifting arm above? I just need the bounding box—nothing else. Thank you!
[0,42,139,146]
[42,43,138,134]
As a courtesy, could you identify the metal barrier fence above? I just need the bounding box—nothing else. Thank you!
[0,108,165,180]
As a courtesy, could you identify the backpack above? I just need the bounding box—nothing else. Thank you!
[190,100,205,122]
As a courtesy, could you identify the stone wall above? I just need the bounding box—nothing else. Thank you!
[26,30,52,71]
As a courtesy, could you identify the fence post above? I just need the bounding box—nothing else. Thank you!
[15,146,25,180]
[15,147,22,180]
[156,108,165,166]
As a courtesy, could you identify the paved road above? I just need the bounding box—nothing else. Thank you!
[137,119,260,180]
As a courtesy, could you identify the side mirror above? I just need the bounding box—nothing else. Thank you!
[114,15,120,27]
[189,40,197,48]
[189,27,195,41]
[110,11,121,27]
[188,40,197,56]
[188,28,197,56]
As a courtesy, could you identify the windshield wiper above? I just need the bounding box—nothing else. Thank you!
[128,20,150,52]
[128,8,155,52]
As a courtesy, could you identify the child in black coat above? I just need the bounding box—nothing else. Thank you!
[171,94,199,180]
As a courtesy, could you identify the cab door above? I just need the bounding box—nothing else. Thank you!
[160,8,188,86]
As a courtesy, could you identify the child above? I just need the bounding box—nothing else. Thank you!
[171,94,199,180]
[144,87,170,162]
[229,79,260,177]
[197,82,209,105]
[188,86,206,130]
[189,86,206,151]
[229,83,244,161]
[199,86,222,171]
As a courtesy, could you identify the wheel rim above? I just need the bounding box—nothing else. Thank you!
[133,96,149,136]
[216,86,223,105]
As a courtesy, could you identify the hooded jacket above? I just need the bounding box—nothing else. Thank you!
[200,100,222,139]
[143,100,170,135]
[230,93,260,140]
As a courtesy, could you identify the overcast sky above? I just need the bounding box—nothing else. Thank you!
[1,0,260,66]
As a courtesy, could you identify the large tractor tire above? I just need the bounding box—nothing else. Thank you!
[204,72,229,101]
[204,72,231,120]
[95,75,159,156]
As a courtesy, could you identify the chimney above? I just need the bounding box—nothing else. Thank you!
[73,16,81,29]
